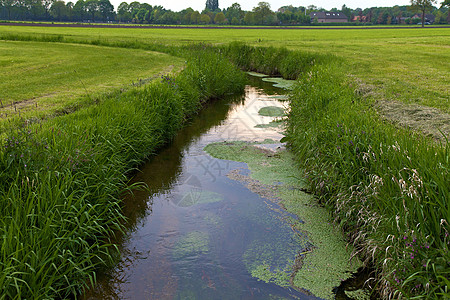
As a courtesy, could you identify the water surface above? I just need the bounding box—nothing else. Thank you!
[85,77,319,300]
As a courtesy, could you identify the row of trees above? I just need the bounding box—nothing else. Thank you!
[1,0,449,25]
[0,0,114,22]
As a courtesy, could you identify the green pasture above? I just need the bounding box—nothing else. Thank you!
[0,40,183,129]
[1,26,449,112]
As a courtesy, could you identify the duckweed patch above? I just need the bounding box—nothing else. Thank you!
[344,289,371,300]
[258,106,286,117]
[205,141,362,299]
[247,71,269,78]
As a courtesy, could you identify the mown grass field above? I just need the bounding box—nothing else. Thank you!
[0,39,183,132]
[1,26,449,112]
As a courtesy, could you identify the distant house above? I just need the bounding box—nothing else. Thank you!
[352,15,367,22]
[310,11,348,23]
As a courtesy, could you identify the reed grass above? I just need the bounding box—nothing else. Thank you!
[285,61,449,299]
[0,47,245,298]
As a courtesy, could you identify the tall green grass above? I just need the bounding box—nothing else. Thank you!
[220,42,334,79]
[285,62,449,299]
[0,47,245,298]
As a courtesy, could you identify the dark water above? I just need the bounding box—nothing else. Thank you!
[84,77,320,300]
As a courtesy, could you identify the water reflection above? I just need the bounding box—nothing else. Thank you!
[85,81,318,300]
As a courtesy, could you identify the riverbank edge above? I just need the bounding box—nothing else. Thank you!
[0,48,246,298]
[219,43,448,299]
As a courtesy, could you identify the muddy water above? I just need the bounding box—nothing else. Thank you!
[85,77,319,300]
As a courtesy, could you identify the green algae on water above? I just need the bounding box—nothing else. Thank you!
[204,141,362,299]
[255,120,285,129]
[173,231,209,260]
[258,106,286,117]
[345,289,371,300]
[247,71,269,78]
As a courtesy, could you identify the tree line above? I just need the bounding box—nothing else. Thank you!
[1,0,449,25]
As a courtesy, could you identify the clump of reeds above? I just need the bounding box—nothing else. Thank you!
[285,62,449,299]
[220,42,334,79]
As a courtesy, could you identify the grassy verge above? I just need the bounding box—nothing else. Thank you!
[0,48,245,299]
[285,61,449,299]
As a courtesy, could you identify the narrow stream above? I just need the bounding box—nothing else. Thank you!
[85,76,320,299]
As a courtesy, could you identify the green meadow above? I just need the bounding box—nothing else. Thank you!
[0,39,183,132]
[0,25,449,299]
[1,26,449,112]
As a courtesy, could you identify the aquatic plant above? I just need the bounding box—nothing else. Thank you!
[258,106,286,117]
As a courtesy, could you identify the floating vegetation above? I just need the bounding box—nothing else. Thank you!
[258,106,286,117]
[266,95,289,101]
[203,212,222,226]
[205,141,362,299]
[175,189,224,207]
[344,289,371,300]
[172,231,210,260]
[247,71,269,78]
[261,77,296,90]
[243,237,298,288]
[255,120,285,129]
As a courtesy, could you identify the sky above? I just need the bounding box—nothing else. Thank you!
[109,0,414,12]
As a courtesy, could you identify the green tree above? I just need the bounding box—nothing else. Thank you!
[73,0,86,21]
[410,0,437,26]
[98,0,113,21]
[190,10,199,24]
[135,7,146,23]
[117,2,130,22]
[244,11,255,24]
[253,2,272,25]
[225,3,243,24]
[214,11,225,23]
[199,13,211,24]
[1,0,15,19]
[441,0,450,23]
[50,0,68,20]
[85,0,98,21]
[341,4,351,21]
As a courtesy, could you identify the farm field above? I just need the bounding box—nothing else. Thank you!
[0,39,183,131]
[1,25,449,113]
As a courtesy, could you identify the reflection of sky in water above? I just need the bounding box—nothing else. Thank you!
[202,86,287,144]
[84,82,319,300]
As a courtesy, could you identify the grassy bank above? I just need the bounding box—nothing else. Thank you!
[218,43,448,298]
[285,62,449,299]
[0,48,245,299]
